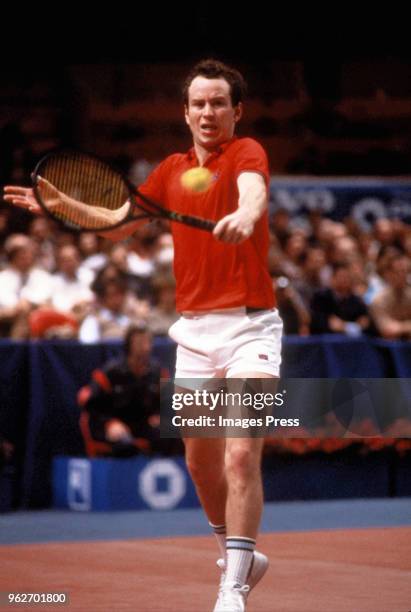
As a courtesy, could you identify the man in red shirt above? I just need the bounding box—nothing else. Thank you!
[4,59,283,612]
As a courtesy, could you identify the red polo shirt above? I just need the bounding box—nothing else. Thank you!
[139,137,275,312]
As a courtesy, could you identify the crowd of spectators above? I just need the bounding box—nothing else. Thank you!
[0,201,410,467]
[269,212,411,339]
[0,204,410,342]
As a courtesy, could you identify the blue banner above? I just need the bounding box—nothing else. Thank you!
[270,177,411,230]
[53,456,199,511]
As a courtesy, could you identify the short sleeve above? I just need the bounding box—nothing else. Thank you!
[138,156,176,206]
[233,138,270,186]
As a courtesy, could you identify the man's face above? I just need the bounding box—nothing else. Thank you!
[332,269,352,294]
[13,246,35,273]
[388,258,410,290]
[305,248,326,273]
[58,246,79,276]
[128,331,152,374]
[103,286,126,312]
[185,76,242,151]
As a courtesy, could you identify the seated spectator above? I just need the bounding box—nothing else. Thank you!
[279,231,308,282]
[91,263,150,317]
[0,234,53,338]
[329,236,361,265]
[357,231,379,269]
[79,276,147,343]
[274,276,311,335]
[108,243,153,302]
[28,217,56,272]
[294,245,331,308]
[77,232,108,281]
[315,219,348,251]
[310,263,370,336]
[363,245,402,305]
[127,224,162,278]
[80,324,165,456]
[401,230,411,259]
[370,255,411,340]
[348,258,370,298]
[147,272,179,335]
[154,232,174,269]
[373,218,396,249]
[50,245,94,321]
[0,208,11,251]
[269,207,291,249]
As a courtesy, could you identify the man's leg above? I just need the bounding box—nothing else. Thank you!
[225,371,274,539]
[223,373,275,590]
[225,436,265,539]
[183,437,227,526]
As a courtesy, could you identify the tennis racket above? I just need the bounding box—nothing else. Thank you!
[31,150,216,233]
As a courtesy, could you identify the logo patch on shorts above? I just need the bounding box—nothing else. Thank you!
[258,354,269,360]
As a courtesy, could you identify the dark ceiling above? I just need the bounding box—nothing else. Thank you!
[1,9,410,66]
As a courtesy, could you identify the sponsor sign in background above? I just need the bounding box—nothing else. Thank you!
[270,176,411,230]
[53,456,199,512]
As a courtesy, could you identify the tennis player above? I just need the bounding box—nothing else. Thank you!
[4,59,283,612]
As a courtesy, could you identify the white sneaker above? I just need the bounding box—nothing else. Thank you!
[213,581,250,612]
[246,551,269,590]
[214,551,268,611]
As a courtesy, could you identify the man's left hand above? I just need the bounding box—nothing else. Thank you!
[213,209,254,244]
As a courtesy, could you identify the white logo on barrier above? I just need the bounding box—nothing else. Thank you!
[271,188,336,214]
[351,198,386,231]
[139,460,186,510]
[67,459,91,511]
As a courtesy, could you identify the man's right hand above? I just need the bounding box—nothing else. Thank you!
[3,185,43,215]
[3,176,66,217]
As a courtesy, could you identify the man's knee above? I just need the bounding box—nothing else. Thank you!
[225,444,262,481]
[184,439,224,486]
[186,455,224,488]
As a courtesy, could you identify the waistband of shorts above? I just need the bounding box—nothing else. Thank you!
[180,306,270,318]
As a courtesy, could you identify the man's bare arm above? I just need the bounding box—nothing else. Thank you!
[4,179,147,241]
[213,172,267,244]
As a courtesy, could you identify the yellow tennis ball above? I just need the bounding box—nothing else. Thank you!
[180,167,212,193]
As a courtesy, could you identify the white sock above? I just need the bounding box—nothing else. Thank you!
[209,522,227,561]
[225,537,256,586]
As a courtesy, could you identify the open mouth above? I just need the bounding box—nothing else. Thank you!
[200,124,218,134]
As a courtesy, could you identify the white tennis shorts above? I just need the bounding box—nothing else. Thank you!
[168,307,283,378]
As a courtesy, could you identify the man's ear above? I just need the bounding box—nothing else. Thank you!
[184,105,190,126]
[234,102,243,123]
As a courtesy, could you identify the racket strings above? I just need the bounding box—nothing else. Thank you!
[37,154,129,230]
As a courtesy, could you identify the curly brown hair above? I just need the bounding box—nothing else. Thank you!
[182,59,247,107]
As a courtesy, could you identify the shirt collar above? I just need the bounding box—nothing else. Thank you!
[187,136,237,164]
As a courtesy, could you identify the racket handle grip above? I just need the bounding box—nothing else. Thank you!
[171,212,216,232]
[186,218,216,232]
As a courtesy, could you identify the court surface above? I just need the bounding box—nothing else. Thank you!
[1,498,411,611]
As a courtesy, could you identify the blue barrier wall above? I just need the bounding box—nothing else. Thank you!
[0,336,410,508]
[53,456,199,511]
[52,449,411,513]
[269,177,411,230]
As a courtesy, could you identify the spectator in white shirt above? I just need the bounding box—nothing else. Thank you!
[0,234,53,337]
[28,217,56,272]
[77,232,108,283]
[51,245,94,320]
[79,276,147,343]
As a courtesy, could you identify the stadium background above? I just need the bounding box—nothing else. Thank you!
[1,10,411,505]
[0,13,410,612]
